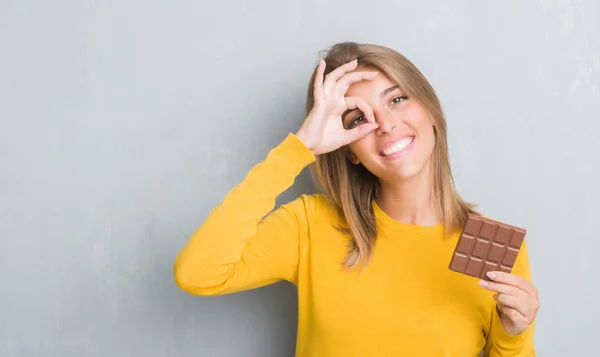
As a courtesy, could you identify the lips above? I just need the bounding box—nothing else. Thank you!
[380,136,415,156]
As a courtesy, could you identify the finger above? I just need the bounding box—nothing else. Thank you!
[498,291,540,320]
[494,293,523,311]
[323,59,358,92]
[344,96,375,123]
[334,71,379,98]
[478,280,521,296]
[343,122,379,144]
[495,292,538,322]
[312,59,326,105]
[497,303,529,326]
[487,271,538,296]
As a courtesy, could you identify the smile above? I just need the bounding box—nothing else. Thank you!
[380,136,415,156]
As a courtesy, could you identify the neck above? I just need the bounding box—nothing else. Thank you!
[376,166,440,227]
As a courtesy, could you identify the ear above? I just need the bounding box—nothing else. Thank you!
[345,149,361,165]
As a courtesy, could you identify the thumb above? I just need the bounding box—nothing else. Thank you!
[344,123,379,144]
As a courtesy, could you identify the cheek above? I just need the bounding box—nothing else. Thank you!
[408,107,433,129]
[425,130,436,156]
[421,120,435,141]
[348,138,372,160]
[409,111,435,144]
[419,125,437,164]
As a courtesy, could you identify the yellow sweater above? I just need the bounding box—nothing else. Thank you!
[174,133,536,357]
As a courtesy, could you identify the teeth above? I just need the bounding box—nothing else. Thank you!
[381,137,414,156]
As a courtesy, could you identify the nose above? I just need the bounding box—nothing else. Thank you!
[374,109,397,135]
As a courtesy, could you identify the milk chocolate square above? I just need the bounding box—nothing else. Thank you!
[449,213,526,280]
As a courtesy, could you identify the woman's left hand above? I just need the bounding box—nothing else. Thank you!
[479,271,540,335]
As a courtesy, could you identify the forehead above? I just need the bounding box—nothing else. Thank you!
[345,66,398,97]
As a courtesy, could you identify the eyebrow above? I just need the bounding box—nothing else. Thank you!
[381,85,401,98]
[341,85,402,120]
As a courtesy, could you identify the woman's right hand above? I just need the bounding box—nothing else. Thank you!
[295,59,380,156]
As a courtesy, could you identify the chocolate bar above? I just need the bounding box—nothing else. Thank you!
[449,213,526,279]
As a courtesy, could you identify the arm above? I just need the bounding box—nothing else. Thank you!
[173,59,382,296]
[483,240,537,356]
[173,133,316,296]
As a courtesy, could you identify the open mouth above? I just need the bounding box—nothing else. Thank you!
[380,136,415,156]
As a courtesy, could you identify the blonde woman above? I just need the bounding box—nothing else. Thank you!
[174,42,540,356]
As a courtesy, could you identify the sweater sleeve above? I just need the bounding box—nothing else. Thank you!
[173,133,316,296]
[483,239,537,356]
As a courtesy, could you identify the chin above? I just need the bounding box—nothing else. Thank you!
[379,162,428,183]
[392,168,422,181]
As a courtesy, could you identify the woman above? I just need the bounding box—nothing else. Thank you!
[173,42,540,356]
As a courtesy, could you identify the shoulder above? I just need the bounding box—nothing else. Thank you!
[280,193,341,224]
[285,192,336,213]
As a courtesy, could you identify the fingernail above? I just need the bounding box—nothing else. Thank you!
[486,272,496,279]
[478,280,488,287]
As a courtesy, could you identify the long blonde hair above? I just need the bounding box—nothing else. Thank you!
[305,42,477,269]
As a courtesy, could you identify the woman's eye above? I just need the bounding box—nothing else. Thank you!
[348,115,366,128]
[391,96,408,105]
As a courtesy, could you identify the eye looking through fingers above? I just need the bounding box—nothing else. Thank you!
[342,110,366,129]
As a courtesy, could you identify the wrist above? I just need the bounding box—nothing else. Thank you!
[294,130,316,154]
